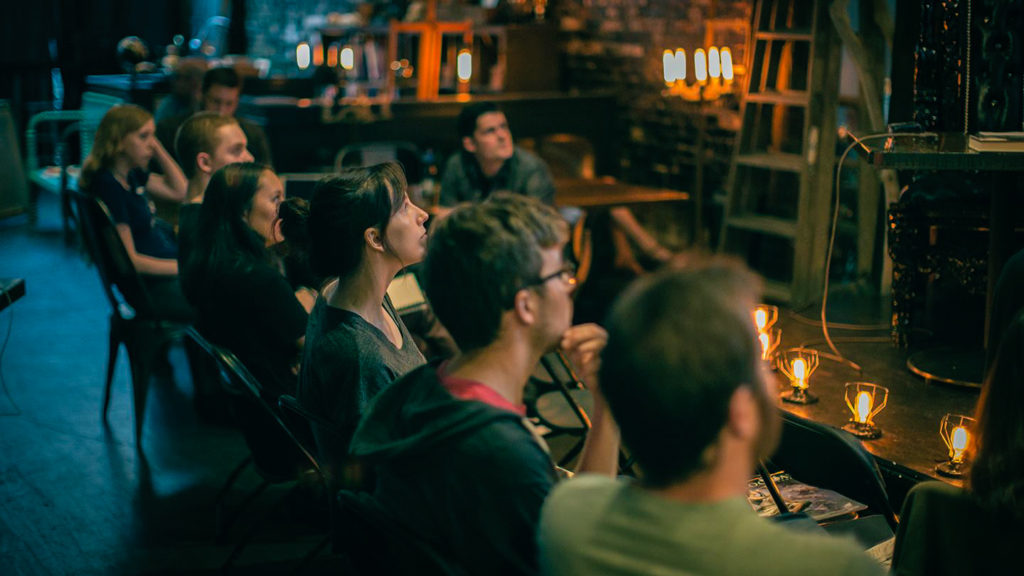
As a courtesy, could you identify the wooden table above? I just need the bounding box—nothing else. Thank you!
[554,177,690,208]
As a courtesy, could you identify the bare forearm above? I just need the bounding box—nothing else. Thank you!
[131,253,178,276]
[574,396,620,476]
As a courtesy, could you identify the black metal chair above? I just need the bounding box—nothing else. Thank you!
[184,328,328,573]
[765,410,900,544]
[70,190,187,447]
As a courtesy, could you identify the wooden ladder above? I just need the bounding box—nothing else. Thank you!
[718,0,842,304]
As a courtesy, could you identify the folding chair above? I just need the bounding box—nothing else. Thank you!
[26,92,123,239]
[70,190,186,447]
[184,328,328,573]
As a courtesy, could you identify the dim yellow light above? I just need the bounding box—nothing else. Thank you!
[694,49,707,83]
[296,42,311,70]
[340,46,355,70]
[457,49,472,83]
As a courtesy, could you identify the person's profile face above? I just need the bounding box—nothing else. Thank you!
[203,85,240,117]
[244,170,284,247]
[383,192,430,266]
[119,119,156,169]
[208,124,253,172]
[465,112,515,165]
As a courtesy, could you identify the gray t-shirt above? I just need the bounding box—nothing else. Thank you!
[439,146,556,207]
[297,292,425,476]
[540,475,888,576]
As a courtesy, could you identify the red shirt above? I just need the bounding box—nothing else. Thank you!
[439,364,526,416]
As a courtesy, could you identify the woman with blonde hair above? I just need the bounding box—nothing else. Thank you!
[82,104,190,319]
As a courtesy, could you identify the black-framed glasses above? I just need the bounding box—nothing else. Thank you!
[519,264,578,291]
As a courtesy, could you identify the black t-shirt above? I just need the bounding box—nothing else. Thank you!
[89,168,177,259]
[176,202,201,270]
[191,259,308,401]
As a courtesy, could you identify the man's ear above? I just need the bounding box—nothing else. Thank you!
[512,288,536,325]
[364,227,385,253]
[462,135,476,154]
[727,386,759,442]
[196,152,213,175]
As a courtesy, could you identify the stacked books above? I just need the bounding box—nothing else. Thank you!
[968,131,1024,152]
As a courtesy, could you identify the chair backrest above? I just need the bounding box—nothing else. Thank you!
[78,92,124,162]
[69,190,155,320]
[892,481,1024,576]
[334,141,423,183]
[766,411,900,532]
[336,489,467,576]
[186,328,321,476]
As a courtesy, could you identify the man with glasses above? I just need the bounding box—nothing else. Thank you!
[346,193,620,575]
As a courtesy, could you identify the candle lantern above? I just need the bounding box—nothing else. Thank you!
[778,348,819,404]
[936,413,976,477]
[842,382,888,439]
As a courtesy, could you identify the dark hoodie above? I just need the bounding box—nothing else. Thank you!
[350,361,558,575]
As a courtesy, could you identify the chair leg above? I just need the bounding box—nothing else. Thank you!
[126,340,153,448]
[215,455,254,542]
[102,323,121,422]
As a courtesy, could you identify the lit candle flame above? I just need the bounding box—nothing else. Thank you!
[340,46,355,70]
[792,358,806,388]
[457,49,472,82]
[755,309,768,332]
[694,49,708,83]
[721,47,734,81]
[855,391,872,424]
[296,42,311,70]
[708,47,721,79]
[759,332,770,360]
[951,426,969,461]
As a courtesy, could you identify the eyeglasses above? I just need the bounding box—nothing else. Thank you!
[520,264,578,290]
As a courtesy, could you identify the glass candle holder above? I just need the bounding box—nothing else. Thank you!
[842,382,888,439]
[778,348,819,404]
[936,413,976,477]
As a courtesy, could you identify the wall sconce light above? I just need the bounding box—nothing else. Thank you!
[842,382,888,439]
[778,348,819,404]
[296,42,311,70]
[340,46,355,71]
[753,304,778,333]
[662,46,735,102]
[936,413,976,477]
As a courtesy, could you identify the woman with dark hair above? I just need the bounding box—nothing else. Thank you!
[82,104,190,320]
[297,162,429,488]
[891,310,1024,575]
[181,163,312,477]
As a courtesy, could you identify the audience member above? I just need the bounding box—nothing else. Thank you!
[173,111,254,266]
[346,193,620,574]
[158,66,272,167]
[154,57,207,122]
[539,256,886,576]
[891,310,1024,576]
[80,104,190,321]
[296,163,429,489]
[437,102,555,217]
[180,163,310,475]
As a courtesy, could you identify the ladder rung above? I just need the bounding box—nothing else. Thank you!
[755,30,813,42]
[745,90,811,106]
[735,153,805,172]
[725,215,798,239]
